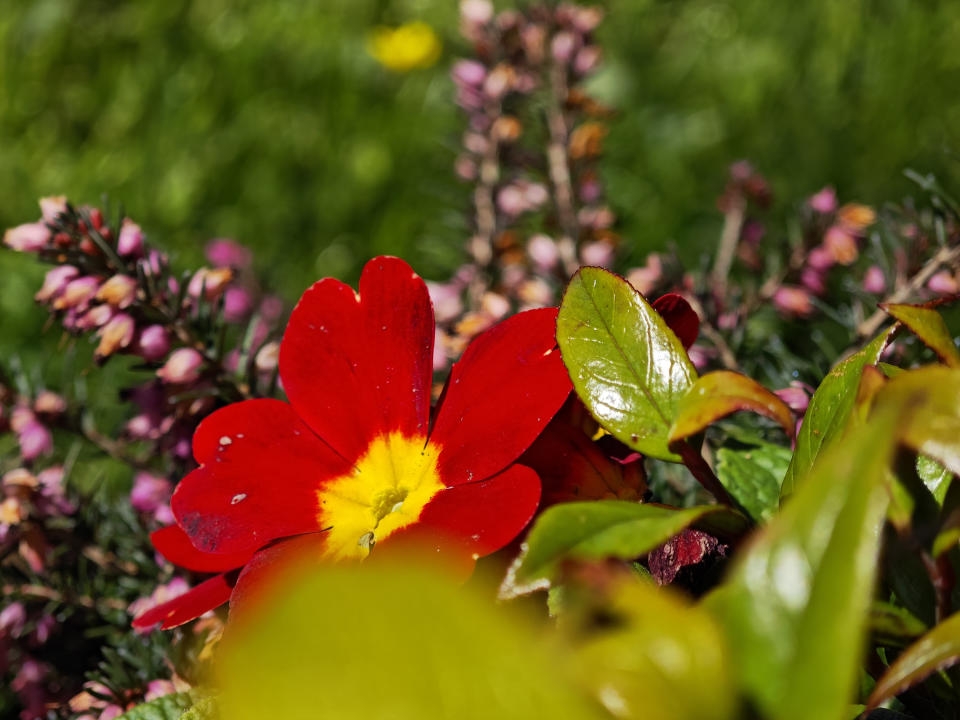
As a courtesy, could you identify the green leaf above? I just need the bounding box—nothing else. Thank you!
[117,693,198,720]
[882,302,960,367]
[668,370,794,445]
[780,327,895,497]
[706,411,898,720]
[715,443,792,522]
[918,455,952,506]
[500,501,747,597]
[219,564,604,720]
[557,267,697,462]
[869,601,928,647]
[180,696,218,720]
[575,581,738,720]
[867,609,960,710]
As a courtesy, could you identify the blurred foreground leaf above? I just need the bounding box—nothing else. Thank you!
[218,563,603,720]
[781,327,894,497]
[707,411,898,720]
[501,501,747,597]
[882,303,960,368]
[557,267,696,462]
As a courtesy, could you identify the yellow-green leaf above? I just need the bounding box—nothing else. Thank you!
[557,267,697,462]
[882,302,960,367]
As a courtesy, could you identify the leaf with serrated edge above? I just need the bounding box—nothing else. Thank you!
[882,302,960,367]
[706,409,898,720]
[500,501,746,597]
[780,327,895,497]
[557,267,697,462]
[867,610,960,710]
[669,371,793,445]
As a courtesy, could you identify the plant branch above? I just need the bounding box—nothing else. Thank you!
[673,440,737,509]
[545,63,580,277]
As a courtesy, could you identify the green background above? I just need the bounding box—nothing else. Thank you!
[2,0,958,357]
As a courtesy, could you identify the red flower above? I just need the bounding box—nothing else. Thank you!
[133,256,571,630]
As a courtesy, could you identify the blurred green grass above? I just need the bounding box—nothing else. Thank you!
[1,0,958,362]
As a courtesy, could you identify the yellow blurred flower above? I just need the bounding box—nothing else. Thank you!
[368,21,442,72]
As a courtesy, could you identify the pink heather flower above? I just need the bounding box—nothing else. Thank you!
[773,286,814,317]
[76,304,115,331]
[454,155,477,181]
[3,222,49,252]
[53,276,100,311]
[806,245,834,272]
[527,234,559,270]
[460,0,493,25]
[863,265,886,294]
[580,240,615,268]
[687,345,710,371]
[145,680,177,702]
[95,274,137,309]
[136,325,171,362]
[100,705,125,720]
[157,348,204,384]
[775,383,811,415]
[33,391,66,417]
[154,504,175,525]
[34,266,79,303]
[517,278,554,307]
[18,420,53,461]
[31,614,57,644]
[824,226,858,265]
[801,267,826,295]
[11,407,36,434]
[223,286,254,323]
[117,220,144,257]
[95,313,136,359]
[808,186,837,214]
[524,182,549,208]
[451,59,487,88]
[205,238,252,270]
[626,255,663,296]
[573,45,602,75]
[130,472,172,515]
[187,267,233,301]
[481,292,511,319]
[39,196,67,224]
[551,31,578,63]
[259,294,284,322]
[497,185,528,216]
[482,65,511,99]
[254,341,280,373]
[928,270,959,295]
[0,601,27,636]
[427,282,464,323]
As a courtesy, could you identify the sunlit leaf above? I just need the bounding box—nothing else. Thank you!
[882,302,960,368]
[575,581,738,720]
[501,500,747,597]
[557,267,696,462]
[868,609,960,711]
[781,327,895,497]
[668,370,793,445]
[918,455,952,506]
[715,443,791,522]
[218,563,604,720]
[707,411,898,720]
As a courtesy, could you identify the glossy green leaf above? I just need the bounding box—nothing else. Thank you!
[219,564,604,720]
[781,327,895,497]
[576,581,738,720]
[557,267,697,462]
[707,411,898,720]
[874,365,960,476]
[117,693,198,720]
[500,501,747,597]
[669,370,794,444]
[918,455,952,506]
[715,443,792,522]
[868,609,960,710]
[882,302,960,367]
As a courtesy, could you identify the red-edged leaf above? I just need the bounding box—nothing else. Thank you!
[881,302,960,368]
[668,370,794,445]
[652,293,699,350]
[430,308,571,485]
[132,573,235,630]
[280,256,434,461]
[151,524,252,574]
[173,399,351,555]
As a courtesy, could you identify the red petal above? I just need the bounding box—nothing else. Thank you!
[652,293,699,349]
[132,573,234,630]
[173,399,351,555]
[151,524,252,574]
[279,256,434,460]
[382,463,542,562]
[430,309,571,484]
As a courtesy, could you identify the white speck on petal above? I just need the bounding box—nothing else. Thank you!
[231,493,247,505]
[219,436,232,446]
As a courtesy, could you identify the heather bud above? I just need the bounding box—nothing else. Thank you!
[451,60,487,88]
[928,270,959,295]
[837,203,876,231]
[4,222,49,252]
[580,240,615,268]
[0,497,24,525]
[157,348,204,384]
[775,383,811,415]
[0,601,27,636]
[39,196,67,224]
[205,238,252,270]
[573,45,602,75]
[130,472,172,515]
[96,274,138,308]
[188,267,233,301]
[96,313,136,359]
[551,31,578,63]
[801,267,826,295]
[53,276,100,311]
[117,220,144,257]
[626,254,663,296]
[35,266,79,303]
[75,304,115,331]
[223,286,254,323]
[863,265,886,294]
[255,341,281,373]
[427,282,463,323]
[481,292,511,319]
[823,226,858,265]
[808,187,837,214]
[772,286,814,317]
[497,185,528,216]
[460,0,493,26]
[34,391,66,417]
[136,325,171,362]
[18,420,53,461]
[806,245,834,272]
[527,234,559,270]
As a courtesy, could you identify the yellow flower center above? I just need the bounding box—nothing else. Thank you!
[317,433,444,561]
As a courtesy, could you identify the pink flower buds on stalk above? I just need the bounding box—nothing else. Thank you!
[157,348,204,384]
